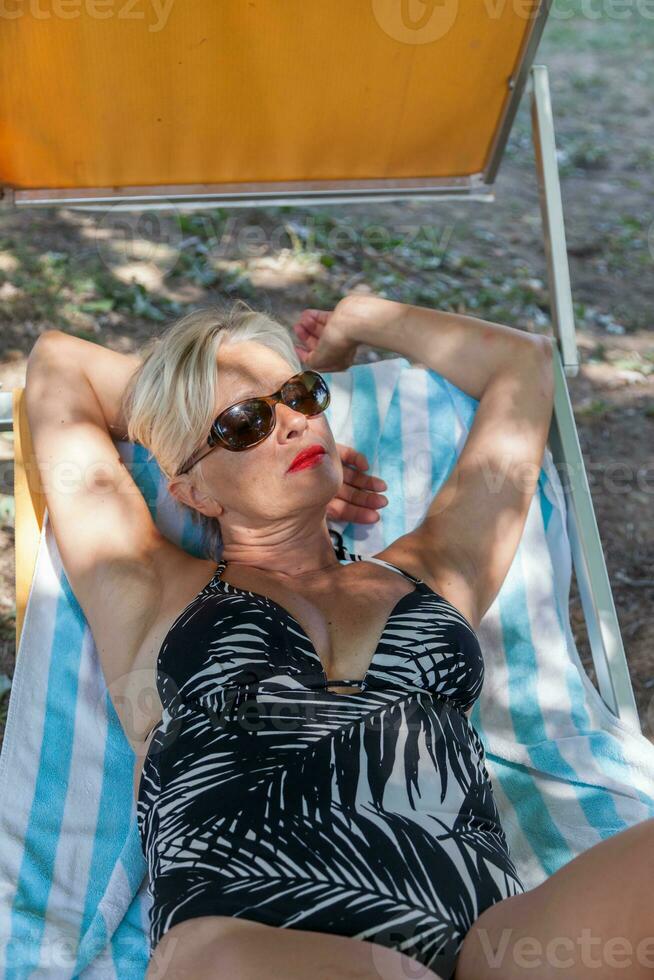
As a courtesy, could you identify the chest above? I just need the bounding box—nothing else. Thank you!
[222,567,418,693]
[204,568,482,717]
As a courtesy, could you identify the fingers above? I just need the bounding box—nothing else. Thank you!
[292,310,330,341]
[339,456,387,489]
[325,499,383,524]
[337,444,366,470]
[336,481,388,510]
[299,309,330,330]
[336,445,378,475]
[326,456,390,523]
[293,323,311,345]
[293,325,319,350]
[336,445,387,492]
[342,465,387,494]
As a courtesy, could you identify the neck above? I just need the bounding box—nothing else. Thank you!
[219,518,343,582]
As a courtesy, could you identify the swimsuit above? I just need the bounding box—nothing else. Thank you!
[137,529,525,979]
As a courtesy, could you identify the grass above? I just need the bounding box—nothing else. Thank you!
[0,203,563,337]
[543,0,654,51]
[0,187,646,336]
[0,608,15,640]
[0,607,14,735]
[612,354,654,376]
[0,692,9,734]
[576,398,613,418]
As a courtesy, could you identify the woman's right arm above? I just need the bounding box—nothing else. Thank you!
[44,330,144,441]
[24,331,183,687]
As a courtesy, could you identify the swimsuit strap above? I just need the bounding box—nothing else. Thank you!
[329,527,423,585]
[359,555,423,585]
[328,527,350,560]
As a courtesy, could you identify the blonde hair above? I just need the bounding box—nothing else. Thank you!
[121,299,302,559]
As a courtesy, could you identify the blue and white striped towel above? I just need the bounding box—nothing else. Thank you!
[1,355,653,978]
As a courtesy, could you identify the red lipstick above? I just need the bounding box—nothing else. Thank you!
[288,444,326,472]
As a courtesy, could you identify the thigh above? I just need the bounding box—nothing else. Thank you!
[146,914,448,980]
[146,916,236,980]
[455,817,654,980]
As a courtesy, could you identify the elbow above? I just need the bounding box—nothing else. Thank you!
[510,334,555,408]
[532,335,556,405]
[520,333,555,374]
[25,331,71,404]
[27,329,68,365]
[535,333,555,376]
[535,333,555,362]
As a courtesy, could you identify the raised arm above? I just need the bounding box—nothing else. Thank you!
[297,295,555,630]
[23,331,179,691]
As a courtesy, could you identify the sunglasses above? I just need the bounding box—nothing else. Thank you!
[176,369,331,476]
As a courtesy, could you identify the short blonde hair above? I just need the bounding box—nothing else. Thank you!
[121,299,302,559]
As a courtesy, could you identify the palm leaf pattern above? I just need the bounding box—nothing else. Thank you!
[137,532,525,978]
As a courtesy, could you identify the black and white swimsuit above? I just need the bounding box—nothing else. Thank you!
[137,529,525,979]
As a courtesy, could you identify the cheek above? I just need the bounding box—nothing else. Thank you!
[314,421,341,478]
[236,446,286,491]
[330,448,343,484]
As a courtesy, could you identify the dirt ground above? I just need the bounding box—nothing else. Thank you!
[0,6,652,745]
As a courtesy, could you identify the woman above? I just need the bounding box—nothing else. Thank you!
[25,294,653,980]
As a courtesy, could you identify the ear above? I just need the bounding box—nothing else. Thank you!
[168,476,224,519]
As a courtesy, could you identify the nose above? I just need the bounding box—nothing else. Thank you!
[275,400,310,439]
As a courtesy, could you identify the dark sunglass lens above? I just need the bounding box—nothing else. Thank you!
[217,400,274,448]
[284,372,330,415]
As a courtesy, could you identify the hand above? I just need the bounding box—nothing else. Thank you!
[291,303,360,373]
[326,444,388,524]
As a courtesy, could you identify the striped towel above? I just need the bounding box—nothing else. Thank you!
[1,355,653,979]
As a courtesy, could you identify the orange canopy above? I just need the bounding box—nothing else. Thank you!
[0,0,546,194]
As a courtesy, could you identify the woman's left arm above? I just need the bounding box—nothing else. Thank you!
[319,296,556,628]
[327,293,549,400]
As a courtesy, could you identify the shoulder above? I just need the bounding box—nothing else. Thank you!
[373,536,481,633]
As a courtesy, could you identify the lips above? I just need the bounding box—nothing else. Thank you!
[288,444,326,471]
